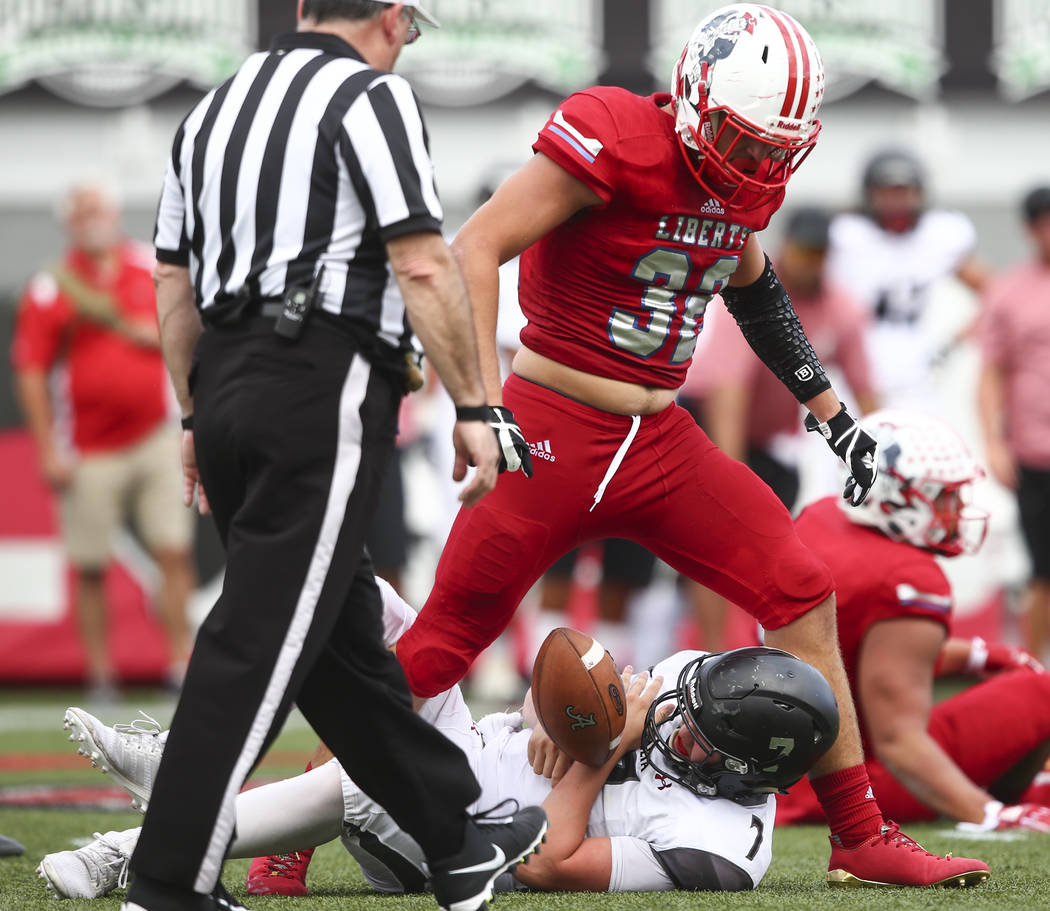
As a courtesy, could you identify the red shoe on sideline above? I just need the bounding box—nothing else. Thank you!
[245,849,314,896]
[827,823,989,888]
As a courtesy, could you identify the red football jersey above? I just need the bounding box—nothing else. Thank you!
[795,498,952,749]
[519,87,784,389]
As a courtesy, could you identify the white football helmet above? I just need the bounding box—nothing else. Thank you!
[842,410,988,557]
[671,4,824,207]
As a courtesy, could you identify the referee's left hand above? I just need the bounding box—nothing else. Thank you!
[181,429,211,515]
[452,418,500,507]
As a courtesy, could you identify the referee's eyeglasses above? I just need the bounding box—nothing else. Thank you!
[402,9,420,44]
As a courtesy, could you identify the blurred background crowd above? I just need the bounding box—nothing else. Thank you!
[2,0,1050,706]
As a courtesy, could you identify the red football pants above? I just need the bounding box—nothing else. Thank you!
[776,669,1050,824]
[398,373,833,697]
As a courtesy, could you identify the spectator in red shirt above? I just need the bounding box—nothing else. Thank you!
[680,207,879,650]
[978,186,1050,666]
[11,182,195,698]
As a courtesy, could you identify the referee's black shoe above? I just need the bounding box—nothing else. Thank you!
[430,801,547,911]
[120,874,253,911]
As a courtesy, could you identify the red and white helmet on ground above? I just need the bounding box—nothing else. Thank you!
[841,410,988,557]
[671,4,824,207]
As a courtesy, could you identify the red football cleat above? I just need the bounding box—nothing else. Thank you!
[827,823,989,888]
[245,849,314,896]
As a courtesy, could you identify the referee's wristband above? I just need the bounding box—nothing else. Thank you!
[455,405,489,422]
[180,414,194,431]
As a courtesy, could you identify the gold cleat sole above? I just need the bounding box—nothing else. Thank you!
[828,868,990,888]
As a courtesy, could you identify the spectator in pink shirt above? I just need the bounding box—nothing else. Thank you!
[978,186,1050,664]
[680,207,879,649]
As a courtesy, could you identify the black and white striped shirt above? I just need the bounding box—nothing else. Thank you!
[154,31,442,349]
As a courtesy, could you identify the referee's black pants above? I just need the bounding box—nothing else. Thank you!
[130,318,480,896]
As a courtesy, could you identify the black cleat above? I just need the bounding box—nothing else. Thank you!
[430,801,547,911]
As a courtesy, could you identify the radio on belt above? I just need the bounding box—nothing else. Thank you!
[275,265,326,340]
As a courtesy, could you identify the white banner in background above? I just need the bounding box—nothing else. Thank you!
[397,0,603,106]
[650,1,947,102]
[0,1,256,107]
[993,0,1050,100]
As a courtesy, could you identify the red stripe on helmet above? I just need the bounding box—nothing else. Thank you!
[765,7,803,120]
[782,12,813,120]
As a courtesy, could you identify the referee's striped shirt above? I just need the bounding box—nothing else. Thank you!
[154,31,442,350]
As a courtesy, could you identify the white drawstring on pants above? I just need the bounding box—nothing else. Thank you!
[590,415,641,511]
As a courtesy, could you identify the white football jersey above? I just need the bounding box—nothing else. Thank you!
[349,586,774,893]
[476,650,775,891]
[825,210,976,408]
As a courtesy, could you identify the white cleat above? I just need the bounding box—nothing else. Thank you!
[64,707,166,811]
[37,829,139,899]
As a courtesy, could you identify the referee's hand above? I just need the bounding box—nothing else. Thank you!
[181,428,211,515]
[452,418,500,507]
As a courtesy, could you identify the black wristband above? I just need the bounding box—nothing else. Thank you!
[180,414,193,430]
[455,405,488,422]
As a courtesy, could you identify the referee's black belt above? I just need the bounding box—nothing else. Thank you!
[200,294,287,328]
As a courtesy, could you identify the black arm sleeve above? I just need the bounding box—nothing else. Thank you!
[720,255,831,403]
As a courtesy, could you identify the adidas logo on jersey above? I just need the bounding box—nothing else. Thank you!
[700,197,725,215]
[529,440,556,462]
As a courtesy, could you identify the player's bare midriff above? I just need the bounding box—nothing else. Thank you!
[513,346,678,416]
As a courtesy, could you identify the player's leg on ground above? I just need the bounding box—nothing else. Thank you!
[231,762,345,857]
[38,766,345,900]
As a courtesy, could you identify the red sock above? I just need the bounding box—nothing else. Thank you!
[811,764,884,846]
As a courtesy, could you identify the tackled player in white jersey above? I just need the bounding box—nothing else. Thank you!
[40,582,838,899]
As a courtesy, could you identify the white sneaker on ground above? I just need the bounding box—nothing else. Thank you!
[38,828,139,899]
[64,707,165,810]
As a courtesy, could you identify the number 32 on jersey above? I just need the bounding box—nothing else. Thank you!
[609,249,737,364]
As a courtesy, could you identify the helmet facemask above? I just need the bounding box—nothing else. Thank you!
[880,472,988,557]
[642,656,761,801]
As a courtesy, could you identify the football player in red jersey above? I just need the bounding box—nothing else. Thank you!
[396,4,987,887]
[777,410,1050,835]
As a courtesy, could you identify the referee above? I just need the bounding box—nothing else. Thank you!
[128,3,545,910]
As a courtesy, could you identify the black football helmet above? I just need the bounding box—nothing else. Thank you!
[641,646,839,804]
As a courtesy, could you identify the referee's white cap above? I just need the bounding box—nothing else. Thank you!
[376,0,440,28]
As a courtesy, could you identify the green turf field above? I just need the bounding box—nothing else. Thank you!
[1,687,1044,910]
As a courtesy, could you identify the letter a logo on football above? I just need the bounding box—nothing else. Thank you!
[565,705,598,730]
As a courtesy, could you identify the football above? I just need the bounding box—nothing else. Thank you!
[531,627,627,767]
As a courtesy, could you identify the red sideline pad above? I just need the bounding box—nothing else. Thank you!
[0,430,171,684]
